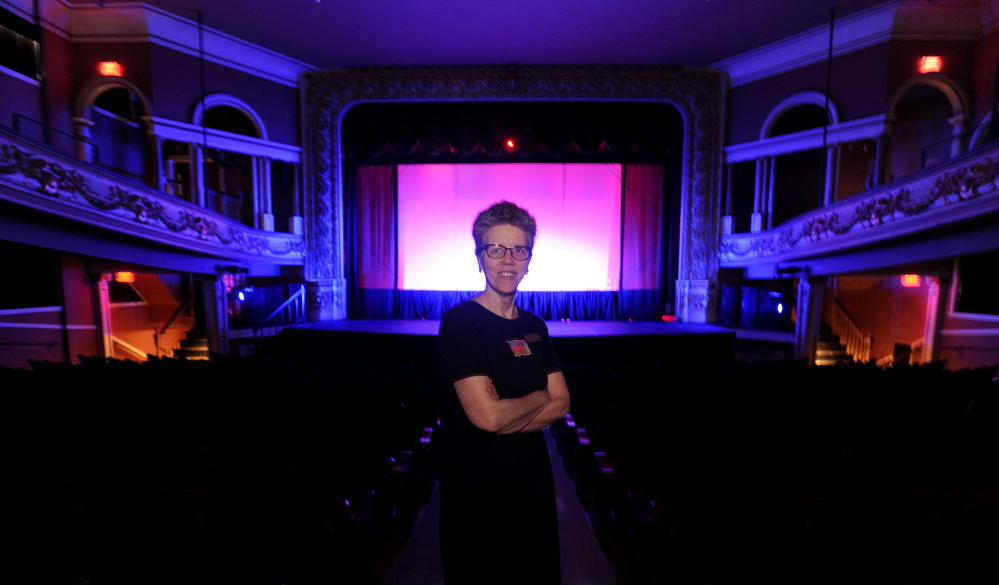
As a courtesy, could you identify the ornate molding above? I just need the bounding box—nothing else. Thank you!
[719,148,999,264]
[0,131,306,263]
[302,65,726,318]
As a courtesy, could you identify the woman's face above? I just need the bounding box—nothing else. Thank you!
[478,224,532,296]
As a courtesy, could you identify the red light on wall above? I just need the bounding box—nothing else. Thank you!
[918,56,942,74]
[114,271,136,283]
[99,61,123,77]
[900,274,921,287]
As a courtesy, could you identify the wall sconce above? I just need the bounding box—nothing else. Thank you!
[114,271,136,283]
[900,274,921,287]
[99,61,123,77]
[919,56,942,74]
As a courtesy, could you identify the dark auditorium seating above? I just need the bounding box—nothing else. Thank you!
[6,353,997,585]
[552,360,999,585]
[8,352,440,585]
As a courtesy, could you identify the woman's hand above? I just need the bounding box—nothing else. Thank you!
[520,371,571,432]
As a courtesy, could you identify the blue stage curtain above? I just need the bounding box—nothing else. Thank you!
[398,290,620,320]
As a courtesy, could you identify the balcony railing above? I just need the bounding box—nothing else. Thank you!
[0,124,306,264]
[12,113,98,163]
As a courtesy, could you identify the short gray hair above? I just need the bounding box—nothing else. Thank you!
[471,200,538,251]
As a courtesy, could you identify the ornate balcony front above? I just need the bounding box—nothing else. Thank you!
[0,125,305,268]
[719,142,999,278]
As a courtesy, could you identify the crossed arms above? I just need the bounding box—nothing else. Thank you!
[453,371,571,435]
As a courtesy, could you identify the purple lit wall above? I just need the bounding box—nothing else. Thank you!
[397,163,622,291]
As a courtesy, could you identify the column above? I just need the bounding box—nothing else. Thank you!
[922,276,948,364]
[289,161,304,235]
[201,274,229,357]
[721,163,734,235]
[873,134,885,187]
[257,157,275,231]
[189,143,206,207]
[751,158,764,233]
[794,274,827,364]
[948,115,966,159]
[823,144,838,206]
[142,116,164,191]
[675,279,710,324]
[93,273,113,358]
[72,117,97,162]
[307,278,348,322]
[765,156,775,230]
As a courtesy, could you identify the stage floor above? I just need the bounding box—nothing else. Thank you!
[274,319,737,366]
[291,318,733,337]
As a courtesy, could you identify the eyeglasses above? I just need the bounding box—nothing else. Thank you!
[479,244,532,261]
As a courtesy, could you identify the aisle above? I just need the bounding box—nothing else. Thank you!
[378,428,619,585]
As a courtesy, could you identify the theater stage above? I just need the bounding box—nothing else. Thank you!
[266,319,736,366]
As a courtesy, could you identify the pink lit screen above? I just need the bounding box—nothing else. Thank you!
[397,163,622,291]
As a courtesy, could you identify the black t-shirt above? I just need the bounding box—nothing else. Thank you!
[434,300,562,584]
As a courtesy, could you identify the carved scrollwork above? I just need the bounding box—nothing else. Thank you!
[0,139,305,260]
[302,66,726,302]
[718,153,999,262]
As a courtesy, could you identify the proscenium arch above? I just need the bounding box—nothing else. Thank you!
[301,66,726,321]
[761,91,840,140]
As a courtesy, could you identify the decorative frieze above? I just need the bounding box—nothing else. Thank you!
[0,132,306,263]
[719,149,999,264]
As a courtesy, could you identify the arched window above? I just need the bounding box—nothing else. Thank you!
[766,102,831,225]
[75,78,154,185]
[886,74,969,179]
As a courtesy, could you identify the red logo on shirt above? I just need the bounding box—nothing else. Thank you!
[507,339,532,357]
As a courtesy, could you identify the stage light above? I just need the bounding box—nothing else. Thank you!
[506,139,515,149]
[901,274,922,287]
[919,56,942,74]
[99,61,123,77]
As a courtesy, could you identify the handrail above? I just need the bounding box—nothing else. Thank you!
[112,336,149,362]
[921,119,998,169]
[253,284,306,336]
[830,299,872,363]
[154,295,193,357]
[12,113,99,163]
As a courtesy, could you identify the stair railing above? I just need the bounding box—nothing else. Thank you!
[252,285,307,338]
[113,336,149,362]
[830,299,872,363]
[154,295,193,358]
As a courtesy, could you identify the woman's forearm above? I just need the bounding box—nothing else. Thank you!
[493,389,552,434]
[519,396,570,432]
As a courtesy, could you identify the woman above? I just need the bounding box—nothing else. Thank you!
[435,200,571,585]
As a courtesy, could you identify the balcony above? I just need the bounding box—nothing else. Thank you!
[0,124,305,267]
[719,141,999,278]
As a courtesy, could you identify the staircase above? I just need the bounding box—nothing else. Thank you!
[171,330,211,360]
[815,323,853,366]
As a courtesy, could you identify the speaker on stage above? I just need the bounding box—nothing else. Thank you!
[718,285,739,327]
[739,286,759,329]
[758,289,792,330]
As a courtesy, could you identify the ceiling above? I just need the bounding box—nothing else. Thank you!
[73,0,900,70]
